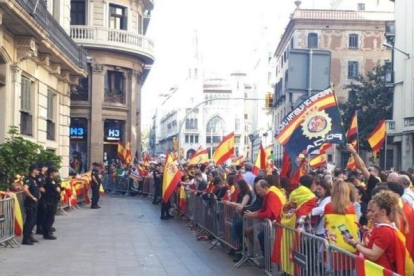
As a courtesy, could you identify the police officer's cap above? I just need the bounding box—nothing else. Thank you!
[38,162,48,169]
[92,162,99,166]
[29,164,39,173]
[47,166,58,174]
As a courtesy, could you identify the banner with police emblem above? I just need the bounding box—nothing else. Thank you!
[275,88,346,166]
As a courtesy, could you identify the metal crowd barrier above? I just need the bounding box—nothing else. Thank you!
[328,245,399,276]
[0,197,19,248]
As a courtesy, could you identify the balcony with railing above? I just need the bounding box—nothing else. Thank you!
[70,26,154,64]
[13,0,88,71]
[293,9,394,21]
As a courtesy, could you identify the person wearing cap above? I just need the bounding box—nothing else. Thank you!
[91,162,101,209]
[42,167,60,239]
[22,164,41,245]
[36,163,48,235]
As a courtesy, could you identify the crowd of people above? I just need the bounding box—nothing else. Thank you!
[114,144,414,275]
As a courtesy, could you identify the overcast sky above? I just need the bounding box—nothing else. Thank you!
[141,0,330,128]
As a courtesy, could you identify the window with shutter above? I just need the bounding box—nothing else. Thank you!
[20,77,32,136]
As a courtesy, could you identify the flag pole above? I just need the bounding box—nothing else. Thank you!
[384,134,388,170]
[356,110,360,155]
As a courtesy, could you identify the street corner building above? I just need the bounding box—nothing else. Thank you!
[69,0,154,172]
[0,0,88,177]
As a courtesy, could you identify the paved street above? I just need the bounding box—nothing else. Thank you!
[0,196,260,276]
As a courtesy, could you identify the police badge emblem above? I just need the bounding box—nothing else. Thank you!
[302,109,332,139]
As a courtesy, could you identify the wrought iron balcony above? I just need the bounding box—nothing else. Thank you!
[14,0,88,71]
[70,26,154,64]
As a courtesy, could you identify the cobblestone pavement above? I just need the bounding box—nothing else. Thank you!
[0,195,261,276]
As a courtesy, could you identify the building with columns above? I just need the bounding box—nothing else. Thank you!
[0,0,88,177]
[270,1,393,167]
[69,0,154,171]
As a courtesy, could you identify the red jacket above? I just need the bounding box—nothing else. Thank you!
[257,190,283,221]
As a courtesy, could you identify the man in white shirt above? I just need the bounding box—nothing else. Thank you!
[399,175,414,208]
[243,163,256,189]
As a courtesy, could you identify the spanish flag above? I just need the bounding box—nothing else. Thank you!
[368,119,386,153]
[189,148,209,165]
[272,186,316,274]
[162,153,183,203]
[346,155,357,170]
[253,143,266,175]
[280,150,291,178]
[347,112,358,142]
[309,153,327,168]
[319,142,332,154]
[356,256,395,276]
[178,185,187,213]
[232,155,244,166]
[143,153,150,167]
[117,142,125,162]
[213,132,235,165]
[124,142,132,164]
[324,202,359,253]
[290,159,307,185]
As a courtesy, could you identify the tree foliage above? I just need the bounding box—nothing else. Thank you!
[339,65,393,150]
[0,126,62,190]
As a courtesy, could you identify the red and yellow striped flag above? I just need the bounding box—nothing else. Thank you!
[272,186,316,275]
[213,132,235,165]
[253,143,266,175]
[368,120,386,152]
[117,141,125,162]
[124,142,132,164]
[189,148,209,165]
[356,256,395,276]
[309,153,327,168]
[162,153,183,203]
[347,112,358,142]
[178,186,187,213]
[319,143,332,154]
[232,155,244,166]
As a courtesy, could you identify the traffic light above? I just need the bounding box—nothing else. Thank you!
[265,93,274,108]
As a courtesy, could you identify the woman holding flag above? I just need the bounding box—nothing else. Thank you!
[344,190,414,276]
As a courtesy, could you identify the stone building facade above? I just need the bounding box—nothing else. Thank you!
[271,7,393,167]
[389,0,414,170]
[0,0,87,177]
[69,0,154,171]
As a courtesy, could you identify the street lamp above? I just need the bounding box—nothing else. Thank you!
[382,43,410,59]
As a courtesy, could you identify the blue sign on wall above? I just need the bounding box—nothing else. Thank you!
[70,127,86,140]
[106,128,121,141]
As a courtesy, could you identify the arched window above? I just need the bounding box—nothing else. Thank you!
[206,116,226,143]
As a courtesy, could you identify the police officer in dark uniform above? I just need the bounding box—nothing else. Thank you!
[36,163,48,235]
[152,164,162,204]
[42,166,60,240]
[22,164,41,245]
[91,162,101,209]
